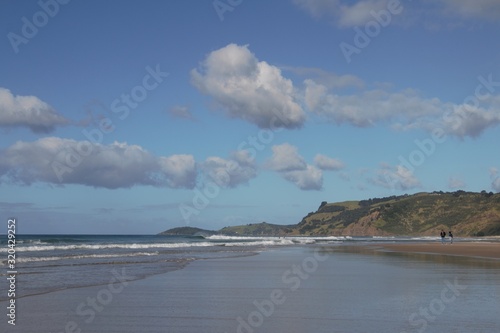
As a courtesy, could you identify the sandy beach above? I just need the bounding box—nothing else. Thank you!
[2,244,500,333]
[375,241,500,260]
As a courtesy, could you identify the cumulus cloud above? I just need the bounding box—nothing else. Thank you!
[338,0,390,27]
[437,101,500,138]
[295,0,500,31]
[305,79,500,138]
[159,154,197,188]
[0,137,197,189]
[492,178,500,192]
[191,44,305,129]
[305,80,445,126]
[293,0,391,27]
[314,154,345,171]
[201,150,257,188]
[282,165,323,190]
[266,143,307,172]
[283,66,364,90]
[490,167,500,192]
[370,164,421,191]
[266,143,322,190]
[0,88,69,133]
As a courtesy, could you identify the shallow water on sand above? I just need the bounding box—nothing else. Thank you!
[1,245,499,333]
[323,247,500,333]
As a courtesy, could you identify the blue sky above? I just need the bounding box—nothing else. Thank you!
[1,0,500,234]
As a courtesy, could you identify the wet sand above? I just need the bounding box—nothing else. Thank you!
[375,242,500,260]
[1,245,499,333]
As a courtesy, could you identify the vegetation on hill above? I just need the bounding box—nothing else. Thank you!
[158,227,218,236]
[159,191,500,237]
[219,222,295,236]
[294,191,500,236]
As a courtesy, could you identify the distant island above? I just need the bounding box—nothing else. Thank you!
[159,226,219,237]
[159,191,500,237]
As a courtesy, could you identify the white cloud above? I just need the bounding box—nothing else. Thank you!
[266,143,323,190]
[304,79,329,112]
[305,80,445,126]
[0,137,197,189]
[490,167,500,192]
[305,79,500,138]
[283,164,323,190]
[295,0,500,31]
[371,164,421,191]
[438,102,500,138]
[266,143,307,172]
[338,0,390,27]
[283,67,364,90]
[293,0,391,27]
[492,178,500,192]
[159,154,197,188]
[191,44,305,129]
[314,154,345,171]
[202,150,257,188]
[0,88,69,133]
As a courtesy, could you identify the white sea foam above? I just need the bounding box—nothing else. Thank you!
[16,251,160,263]
[206,235,350,242]
[0,242,218,252]
[4,235,442,254]
[408,236,440,241]
[0,236,344,253]
[0,251,161,266]
[1,240,296,253]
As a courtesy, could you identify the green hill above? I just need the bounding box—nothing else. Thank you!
[293,191,500,236]
[219,222,295,236]
[158,226,218,236]
[159,191,500,237]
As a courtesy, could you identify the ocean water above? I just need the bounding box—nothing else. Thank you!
[0,234,495,301]
[0,235,499,332]
[0,234,345,300]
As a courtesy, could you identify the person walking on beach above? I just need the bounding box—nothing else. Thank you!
[440,230,446,244]
[448,230,453,244]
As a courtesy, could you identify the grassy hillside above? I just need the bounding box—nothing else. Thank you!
[159,191,500,237]
[294,191,500,236]
[219,222,294,236]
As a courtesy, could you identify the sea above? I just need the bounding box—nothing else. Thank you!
[0,234,497,302]
[1,234,500,332]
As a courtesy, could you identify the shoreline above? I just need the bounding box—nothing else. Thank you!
[370,241,500,260]
[1,245,499,332]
